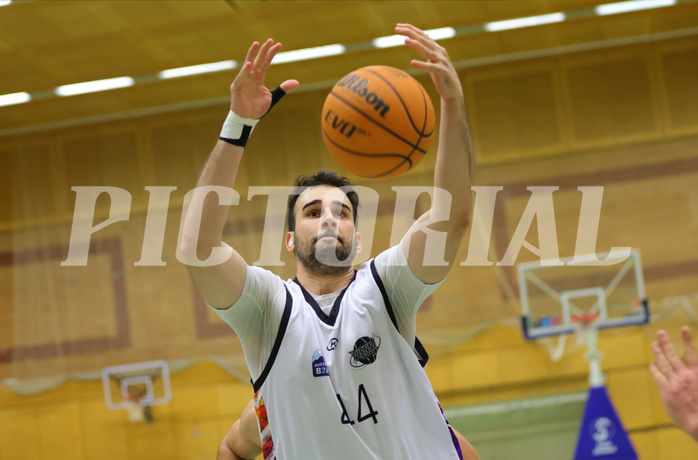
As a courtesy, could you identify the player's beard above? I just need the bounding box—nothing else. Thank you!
[295,232,356,276]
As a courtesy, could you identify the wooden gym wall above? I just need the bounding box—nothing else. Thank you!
[0,34,697,459]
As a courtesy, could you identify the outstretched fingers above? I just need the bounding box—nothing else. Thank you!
[238,42,258,75]
[396,23,445,64]
[230,38,296,118]
[658,329,686,373]
[409,56,440,75]
[243,41,260,66]
[394,22,462,100]
[649,362,668,389]
[253,39,282,76]
[395,23,431,44]
[239,39,282,80]
[682,327,698,369]
[652,336,674,378]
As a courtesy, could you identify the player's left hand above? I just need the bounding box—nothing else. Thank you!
[395,23,463,102]
[650,327,698,442]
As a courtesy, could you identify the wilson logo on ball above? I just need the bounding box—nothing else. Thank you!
[335,73,391,117]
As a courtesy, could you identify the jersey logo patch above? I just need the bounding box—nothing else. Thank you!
[327,337,338,351]
[349,334,381,369]
[312,349,330,377]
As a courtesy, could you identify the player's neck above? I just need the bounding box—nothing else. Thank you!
[295,265,355,296]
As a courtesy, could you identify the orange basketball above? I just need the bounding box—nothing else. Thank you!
[321,65,435,179]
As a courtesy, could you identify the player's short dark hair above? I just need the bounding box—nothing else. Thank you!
[287,169,359,232]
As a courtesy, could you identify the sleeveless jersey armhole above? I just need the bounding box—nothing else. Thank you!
[370,259,430,369]
[252,286,293,392]
[369,259,399,332]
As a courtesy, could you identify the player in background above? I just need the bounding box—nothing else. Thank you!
[650,327,698,442]
[217,401,258,460]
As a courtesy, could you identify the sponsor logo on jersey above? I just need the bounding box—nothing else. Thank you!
[349,334,381,368]
[327,338,338,351]
[312,349,330,377]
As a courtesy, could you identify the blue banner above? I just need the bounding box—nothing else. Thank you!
[574,386,637,460]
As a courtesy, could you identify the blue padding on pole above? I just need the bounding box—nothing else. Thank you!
[574,386,637,460]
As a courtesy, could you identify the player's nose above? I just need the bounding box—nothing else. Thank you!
[320,208,338,227]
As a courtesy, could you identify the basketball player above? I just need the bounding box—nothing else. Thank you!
[650,327,698,442]
[182,23,474,459]
[217,400,482,460]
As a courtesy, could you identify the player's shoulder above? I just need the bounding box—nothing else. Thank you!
[245,264,287,293]
[247,263,283,279]
[368,244,405,269]
[367,244,409,284]
[354,245,402,287]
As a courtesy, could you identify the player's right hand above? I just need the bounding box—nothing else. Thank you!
[230,39,299,119]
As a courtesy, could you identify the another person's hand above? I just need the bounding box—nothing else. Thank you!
[229,39,299,119]
[650,327,698,442]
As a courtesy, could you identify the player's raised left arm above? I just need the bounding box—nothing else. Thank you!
[396,23,474,284]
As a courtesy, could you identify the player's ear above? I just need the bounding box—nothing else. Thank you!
[354,232,362,255]
[286,232,295,252]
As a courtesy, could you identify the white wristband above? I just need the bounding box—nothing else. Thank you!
[220,110,259,140]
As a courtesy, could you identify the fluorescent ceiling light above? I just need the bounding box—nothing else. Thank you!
[272,44,345,64]
[372,35,405,49]
[55,77,134,96]
[485,12,566,32]
[373,27,456,49]
[0,1,12,6]
[427,27,457,40]
[0,91,30,107]
[595,0,676,15]
[158,60,236,79]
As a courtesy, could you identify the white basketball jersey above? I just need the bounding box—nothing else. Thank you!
[251,259,463,460]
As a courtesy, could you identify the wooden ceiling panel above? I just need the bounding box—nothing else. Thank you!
[656,0,698,29]
[125,26,255,73]
[149,32,223,69]
[453,0,570,23]
[3,56,47,94]
[91,1,207,30]
[1,0,697,137]
[166,0,233,19]
[0,8,66,50]
[229,3,388,50]
[48,47,143,85]
[36,2,122,38]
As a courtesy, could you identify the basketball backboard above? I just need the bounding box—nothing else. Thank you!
[102,360,171,412]
[519,249,649,340]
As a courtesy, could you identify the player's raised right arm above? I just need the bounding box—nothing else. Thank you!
[180,39,298,309]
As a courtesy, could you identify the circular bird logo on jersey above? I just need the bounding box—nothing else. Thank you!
[349,334,381,368]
